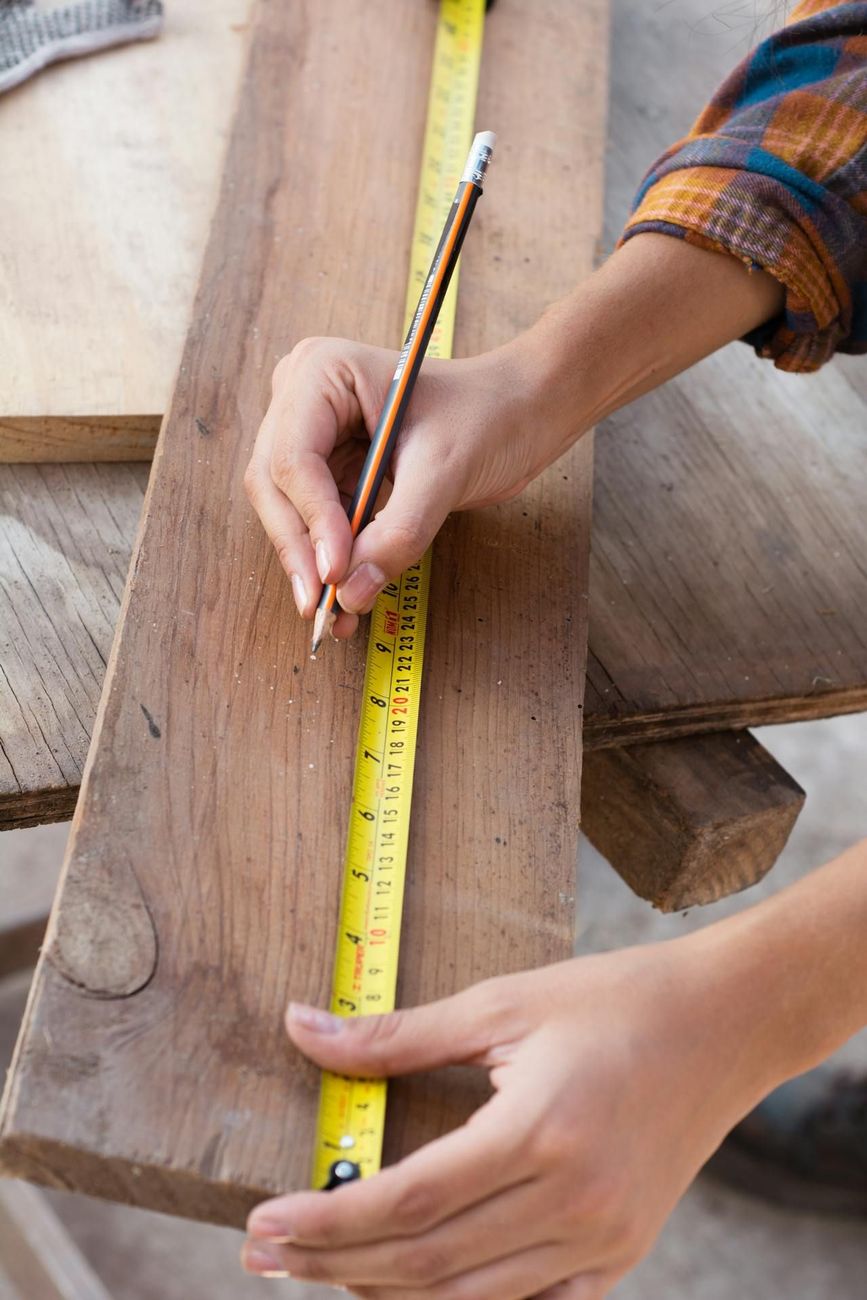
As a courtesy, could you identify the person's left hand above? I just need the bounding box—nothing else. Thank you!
[241,941,772,1298]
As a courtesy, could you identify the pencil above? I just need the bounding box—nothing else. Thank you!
[311,129,496,656]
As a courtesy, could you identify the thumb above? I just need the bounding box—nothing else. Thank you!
[286,985,500,1077]
[336,450,455,615]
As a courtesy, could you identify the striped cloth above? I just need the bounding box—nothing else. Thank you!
[622,0,867,372]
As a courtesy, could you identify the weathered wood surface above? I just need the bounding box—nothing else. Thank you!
[0,464,150,828]
[0,0,606,1224]
[586,0,867,745]
[0,466,808,924]
[582,730,805,911]
[0,0,251,461]
[4,0,867,832]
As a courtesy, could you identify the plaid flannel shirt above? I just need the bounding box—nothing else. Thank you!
[622,0,867,372]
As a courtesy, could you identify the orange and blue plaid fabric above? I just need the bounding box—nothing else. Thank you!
[622,0,867,372]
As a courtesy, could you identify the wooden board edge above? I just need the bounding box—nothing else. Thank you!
[0,789,78,833]
[582,729,805,911]
[0,417,160,464]
[0,1132,258,1229]
[583,688,867,749]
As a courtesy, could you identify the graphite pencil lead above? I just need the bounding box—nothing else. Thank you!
[311,606,336,657]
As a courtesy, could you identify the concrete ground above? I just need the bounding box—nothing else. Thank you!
[2,711,866,1298]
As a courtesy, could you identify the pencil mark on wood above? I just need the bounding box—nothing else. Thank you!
[140,704,161,739]
[195,418,212,438]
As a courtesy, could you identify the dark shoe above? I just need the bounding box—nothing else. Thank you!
[707,1065,867,1217]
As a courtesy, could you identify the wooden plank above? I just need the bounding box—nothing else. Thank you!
[5,0,867,833]
[0,0,251,460]
[0,418,160,465]
[0,1181,112,1300]
[0,0,605,1225]
[585,0,867,745]
[582,731,805,911]
[0,464,150,830]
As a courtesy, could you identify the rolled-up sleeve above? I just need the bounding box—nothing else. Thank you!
[621,0,867,372]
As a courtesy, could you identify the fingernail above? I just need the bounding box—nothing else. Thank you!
[315,539,331,583]
[291,573,308,616]
[288,1001,343,1034]
[337,562,385,614]
[242,1243,289,1277]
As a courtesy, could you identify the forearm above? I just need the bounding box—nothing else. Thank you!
[504,233,784,457]
[686,836,867,1102]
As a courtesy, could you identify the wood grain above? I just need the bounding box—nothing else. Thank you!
[586,0,867,745]
[0,419,160,465]
[5,0,867,833]
[0,0,606,1224]
[0,464,150,829]
[582,731,805,911]
[0,0,250,458]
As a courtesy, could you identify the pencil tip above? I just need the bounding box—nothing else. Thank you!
[311,607,336,659]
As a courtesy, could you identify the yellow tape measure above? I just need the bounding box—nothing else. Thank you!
[311,0,487,1191]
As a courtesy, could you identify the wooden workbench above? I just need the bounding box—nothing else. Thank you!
[2,0,863,912]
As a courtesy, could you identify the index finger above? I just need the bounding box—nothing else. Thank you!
[248,1092,535,1249]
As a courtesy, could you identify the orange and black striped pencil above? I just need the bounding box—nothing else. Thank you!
[311,130,496,655]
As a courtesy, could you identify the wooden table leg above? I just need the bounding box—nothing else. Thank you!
[582,730,805,911]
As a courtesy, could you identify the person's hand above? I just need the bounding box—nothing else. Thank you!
[245,234,787,643]
[242,940,775,1297]
[244,334,580,640]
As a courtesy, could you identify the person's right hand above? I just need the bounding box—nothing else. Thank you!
[244,334,581,640]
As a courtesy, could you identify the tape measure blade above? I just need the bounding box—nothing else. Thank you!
[405,0,485,354]
[311,0,486,1190]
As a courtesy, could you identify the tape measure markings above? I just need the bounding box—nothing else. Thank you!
[311,0,486,1191]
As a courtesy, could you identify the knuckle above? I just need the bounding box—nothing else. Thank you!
[272,336,325,390]
[281,1199,339,1247]
[528,1117,565,1172]
[271,445,302,491]
[243,462,261,503]
[379,520,426,567]
[352,1010,406,1067]
[269,454,320,523]
[392,1178,441,1234]
[286,1250,333,1283]
[399,1239,450,1284]
[271,533,297,574]
[470,976,515,1035]
[560,1169,635,1244]
[584,1171,628,1224]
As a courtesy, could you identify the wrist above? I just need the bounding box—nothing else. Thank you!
[499,233,785,457]
[672,922,806,1113]
[676,841,867,1104]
